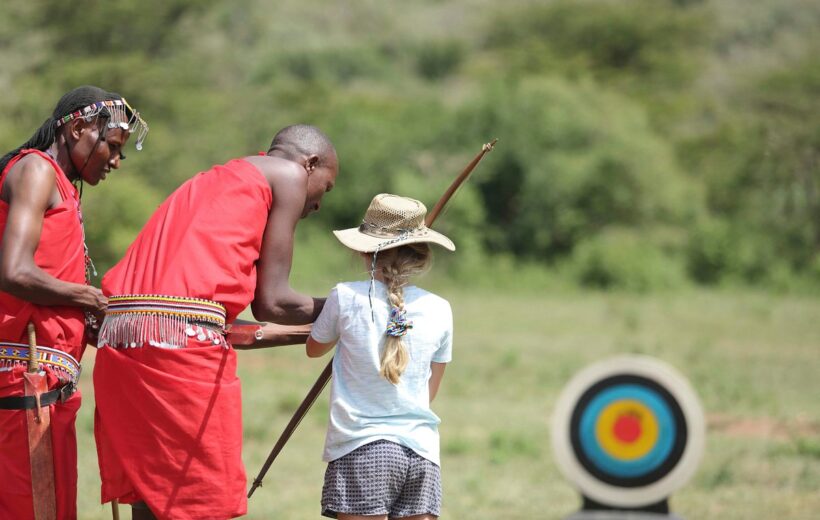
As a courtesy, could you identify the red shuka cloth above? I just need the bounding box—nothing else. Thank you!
[0,149,86,520]
[95,159,271,520]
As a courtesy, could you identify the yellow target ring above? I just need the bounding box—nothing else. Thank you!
[595,399,658,460]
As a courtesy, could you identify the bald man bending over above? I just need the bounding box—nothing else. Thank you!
[94,125,339,520]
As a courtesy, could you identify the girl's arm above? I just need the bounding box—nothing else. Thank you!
[429,362,447,403]
[306,336,337,358]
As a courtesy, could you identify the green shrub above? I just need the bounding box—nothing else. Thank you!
[570,228,686,291]
[456,77,699,262]
[483,0,712,87]
[413,40,465,81]
[685,217,794,286]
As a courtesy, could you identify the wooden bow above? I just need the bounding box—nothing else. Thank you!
[247,138,497,498]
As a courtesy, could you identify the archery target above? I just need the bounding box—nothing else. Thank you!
[551,356,704,508]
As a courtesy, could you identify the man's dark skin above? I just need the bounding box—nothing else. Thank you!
[245,149,337,324]
[225,143,338,350]
[0,118,127,318]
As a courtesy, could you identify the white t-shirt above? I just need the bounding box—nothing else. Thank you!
[310,280,453,465]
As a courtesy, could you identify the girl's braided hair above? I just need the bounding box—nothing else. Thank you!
[370,242,432,384]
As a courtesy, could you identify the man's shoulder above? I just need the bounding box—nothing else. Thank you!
[240,155,303,183]
[7,152,53,176]
[2,152,56,192]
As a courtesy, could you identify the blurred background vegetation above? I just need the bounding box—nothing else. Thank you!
[1,0,818,292]
[2,2,819,518]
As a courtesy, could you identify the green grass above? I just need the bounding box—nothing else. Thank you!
[75,289,820,518]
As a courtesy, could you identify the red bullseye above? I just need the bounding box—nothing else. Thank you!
[613,414,642,443]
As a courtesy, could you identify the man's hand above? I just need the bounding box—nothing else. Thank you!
[83,286,108,314]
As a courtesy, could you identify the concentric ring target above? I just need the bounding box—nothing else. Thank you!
[551,356,705,508]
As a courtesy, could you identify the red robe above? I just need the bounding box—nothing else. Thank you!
[0,149,87,520]
[94,158,272,520]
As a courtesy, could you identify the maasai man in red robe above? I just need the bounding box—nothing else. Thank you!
[0,85,148,520]
[94,124,338,520]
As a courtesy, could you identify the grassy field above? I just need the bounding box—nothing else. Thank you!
[74,289,820,519]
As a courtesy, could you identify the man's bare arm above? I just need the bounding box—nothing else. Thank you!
[248,156,323,324]
[228,319,312,350]
[0,156,105,312]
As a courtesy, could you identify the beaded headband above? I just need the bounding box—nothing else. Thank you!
[55,99,149,150]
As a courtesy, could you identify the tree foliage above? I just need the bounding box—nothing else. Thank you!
[0,0,817,289]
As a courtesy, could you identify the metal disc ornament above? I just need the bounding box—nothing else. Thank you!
[551,356,705,509]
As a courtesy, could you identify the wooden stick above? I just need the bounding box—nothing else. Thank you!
[27,322,39,373]
[24,322,57,520]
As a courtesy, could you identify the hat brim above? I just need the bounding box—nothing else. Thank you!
[333,227,455,253]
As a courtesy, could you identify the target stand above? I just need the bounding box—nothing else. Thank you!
[551,356,704,520]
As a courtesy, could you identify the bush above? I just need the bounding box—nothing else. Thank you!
[570,228,686,291]
[483,0,712,88]
[456,77,699,262]
[413,40,465,81]
[685,217,792,286]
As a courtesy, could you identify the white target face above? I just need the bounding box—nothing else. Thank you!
[551,356,705,508]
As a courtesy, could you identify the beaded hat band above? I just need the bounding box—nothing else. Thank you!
[55,99,149,151]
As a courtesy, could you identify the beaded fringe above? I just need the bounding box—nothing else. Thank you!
[0,359,77,382]
[99,294,227,349]
[0,359,32,372]
[99,313,226,349]
[99,313,208,349]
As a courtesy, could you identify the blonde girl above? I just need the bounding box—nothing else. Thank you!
[307,194,455,520]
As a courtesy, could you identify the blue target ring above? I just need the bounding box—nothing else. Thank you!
[578,384,676,478]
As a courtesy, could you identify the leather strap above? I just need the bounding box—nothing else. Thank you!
[0,383,76,410]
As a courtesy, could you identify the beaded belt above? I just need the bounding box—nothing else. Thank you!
[0,343,81,384]
[99,294,228,349]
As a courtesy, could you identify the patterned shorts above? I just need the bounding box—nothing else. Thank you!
[321,440,441,518]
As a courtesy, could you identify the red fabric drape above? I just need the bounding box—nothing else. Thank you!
[101,159,272,322]
[95,158,271,519]
[94,340,245,520]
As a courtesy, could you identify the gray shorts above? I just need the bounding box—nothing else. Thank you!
[321,440,441,518]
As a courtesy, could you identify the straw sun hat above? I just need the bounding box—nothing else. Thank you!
[333,193,455,253]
